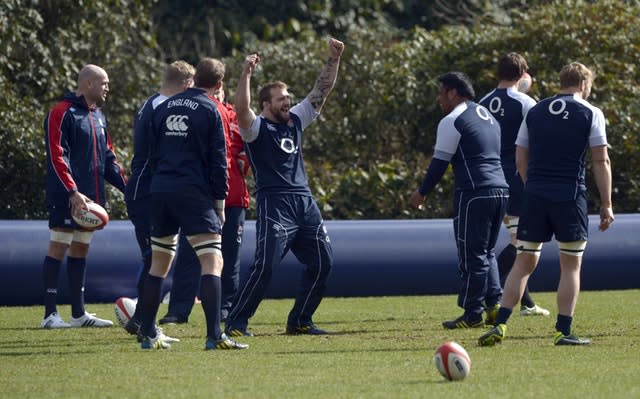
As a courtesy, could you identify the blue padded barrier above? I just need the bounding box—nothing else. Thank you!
[0,215,638,305]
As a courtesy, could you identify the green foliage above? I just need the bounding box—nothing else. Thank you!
[0,0,163,219]
[225,0,640,219]
[1,291,639,398]
[2,0,639,220]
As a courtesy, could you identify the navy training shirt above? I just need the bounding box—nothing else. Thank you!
[479,87,536,176]
[516,93,607,201]
[433,101,507,191]
[240,98,318,198]
[150,87,228,200]
[125,92,167,201]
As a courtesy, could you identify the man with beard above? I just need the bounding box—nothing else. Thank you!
[224,38,344,337]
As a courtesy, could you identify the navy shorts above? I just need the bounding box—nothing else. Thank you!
[48,203,91,230]
[517,191,589,243]
[504,169,524,217]
[150,191,222,237]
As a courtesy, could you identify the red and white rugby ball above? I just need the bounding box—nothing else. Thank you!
[114,297,137,328]
[434,341,471,381]
[72,202,109,230]
[517,72,532,93]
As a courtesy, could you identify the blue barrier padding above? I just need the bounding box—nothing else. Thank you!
[0,215,638,305]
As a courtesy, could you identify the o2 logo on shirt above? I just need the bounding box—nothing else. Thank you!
[280,137,298,154]
[475,105,493,124]
[549,99,570,119]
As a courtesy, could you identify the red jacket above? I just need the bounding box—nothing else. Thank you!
[210,97,250,208]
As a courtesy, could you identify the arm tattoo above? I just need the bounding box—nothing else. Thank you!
[309,57,340,111]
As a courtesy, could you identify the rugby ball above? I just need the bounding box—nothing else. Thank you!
[434,341,471,381]
[517,72,532,93]
[72,202,109,230]
[114,297,137,328]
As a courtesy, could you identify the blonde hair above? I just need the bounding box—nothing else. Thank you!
[164,60,195,86]
[559,62,593,89]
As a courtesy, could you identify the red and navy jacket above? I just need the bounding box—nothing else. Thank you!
[44,92,127,207]
[211,97,250,209]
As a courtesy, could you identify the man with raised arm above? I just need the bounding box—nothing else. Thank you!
[225,38,344,337]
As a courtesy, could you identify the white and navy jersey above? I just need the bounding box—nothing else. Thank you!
[150,87,228,200]
[239,98,318,198]
[516,93,607,201]
[434,101,507,191]
[125,93,168,201]
[479,87,536,176]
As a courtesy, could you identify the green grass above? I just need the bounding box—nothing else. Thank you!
[1,290,639,399]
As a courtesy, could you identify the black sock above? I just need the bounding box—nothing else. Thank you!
[556,314,573,336]
[42,256,62,318]
[200,274,222,340]
[497,244,517,285]
[67,256,87,318]
[133,255,151,321]
[141,274,164,338]
[520,288,535,308]
[496,306,513,325]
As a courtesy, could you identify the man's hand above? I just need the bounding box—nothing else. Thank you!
[329,38,344,59]
[409,190,425,210]
[69,191,90,216]
[243,54,260,76]
[599,206,614,231]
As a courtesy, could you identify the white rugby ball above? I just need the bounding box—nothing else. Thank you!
[114,297,137,328]
[517,72,532,93]
[434,341,471,381]
[72,202,109,230]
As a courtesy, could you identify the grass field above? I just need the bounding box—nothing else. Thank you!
[1,290,639,399]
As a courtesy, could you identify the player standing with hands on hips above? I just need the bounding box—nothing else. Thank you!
[479,62,613,346]
[224,38,344,337]
[410,72,508,330]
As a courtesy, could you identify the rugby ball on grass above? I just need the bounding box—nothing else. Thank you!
[72,202,109,230]
[114,297,137,328]
[517,72,533,93]
[434,341,471,381]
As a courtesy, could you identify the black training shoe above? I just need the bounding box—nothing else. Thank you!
[224,326,254,337]
[442,314,484,329]
[158,314,188,325]
[205,333,249,350]
[554,332,591,346]
[286,323,330,335]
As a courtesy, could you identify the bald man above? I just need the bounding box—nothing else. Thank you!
[42,64,127,329]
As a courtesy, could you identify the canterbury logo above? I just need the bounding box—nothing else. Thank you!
[165,115,189,133]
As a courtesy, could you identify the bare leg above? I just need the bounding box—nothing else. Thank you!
[557,253,582,316]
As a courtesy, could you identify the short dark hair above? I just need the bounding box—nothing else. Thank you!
[437,72,475,99]
[194,58,225,89]
[258,81,287,110]
[497,52,528,81]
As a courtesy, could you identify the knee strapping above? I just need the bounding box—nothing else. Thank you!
[558,240,586,257]
[504,216,519,235]
[72,230,94,244]
[50,230,73,245]
[516,240,543,255]
[189,237,222,257]
[151,235,178,255]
